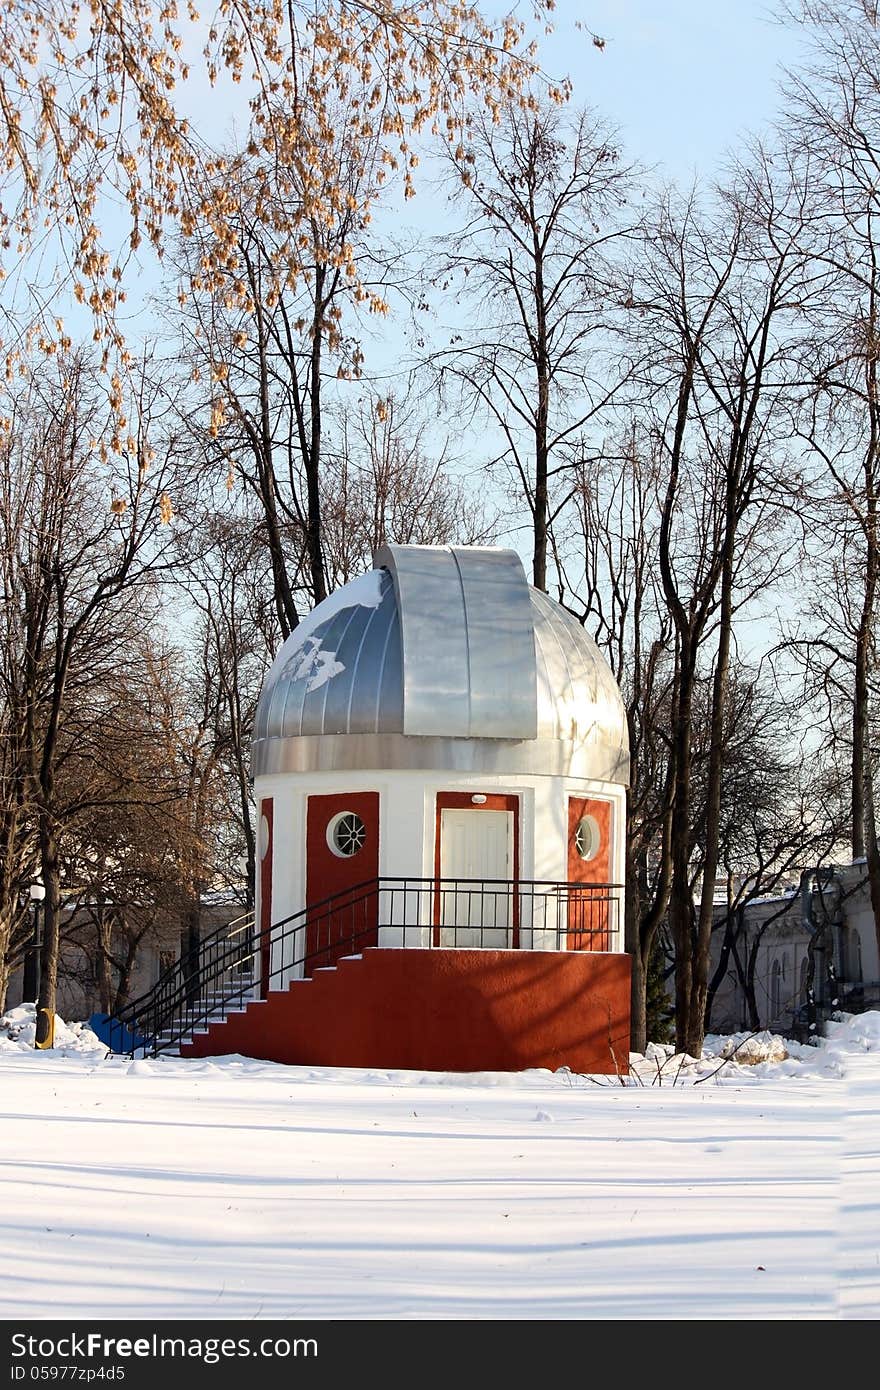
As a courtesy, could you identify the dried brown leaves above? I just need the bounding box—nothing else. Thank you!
[0,0,564,379]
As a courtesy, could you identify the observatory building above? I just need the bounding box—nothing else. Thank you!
[184,544,632,1073]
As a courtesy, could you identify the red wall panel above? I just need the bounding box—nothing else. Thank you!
[567,796,612,951]
[182,946,631,1075]
[305,791,379,970]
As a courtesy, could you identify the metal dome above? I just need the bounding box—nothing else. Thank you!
[251,545,629,783]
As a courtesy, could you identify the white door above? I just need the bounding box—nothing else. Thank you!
[438,809,512,948]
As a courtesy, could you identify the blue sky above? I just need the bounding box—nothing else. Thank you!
[354,3,813,416]
[86,2,812,623]
[104,2,807,335]
[540,0,805,183]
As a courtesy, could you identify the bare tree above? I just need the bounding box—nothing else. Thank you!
[320,393,494,587]
[138,640,247,1001]
[0,587,35,1009]
[0,1,558,370]
[176,507,281,910]
[174,104,400,633]
[781,0,880,963]
[42,630,259,1015]
[700,668,845,1028]
[0,354,186,1043]
[562,428,676,1051]
[433,102,635,590]
[615,153,817,1055]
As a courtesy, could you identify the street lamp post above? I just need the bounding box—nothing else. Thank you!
[22,882,45,1004]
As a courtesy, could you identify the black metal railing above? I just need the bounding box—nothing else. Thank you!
[104,877,622,1057]
[99,907,256,1054]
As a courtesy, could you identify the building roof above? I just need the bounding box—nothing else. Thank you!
[251,545,629,783]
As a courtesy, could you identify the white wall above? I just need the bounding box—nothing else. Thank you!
[707,864,880,1035]
[255,767,626,979]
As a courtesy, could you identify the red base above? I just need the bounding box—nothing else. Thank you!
[181,948,631,1075]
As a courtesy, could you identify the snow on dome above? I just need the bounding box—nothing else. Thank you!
[251,544,629,783]
[252,567,402,745]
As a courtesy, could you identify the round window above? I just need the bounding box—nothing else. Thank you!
[258,813,271,861]
[574,814,600,863]
[327,810,367,858]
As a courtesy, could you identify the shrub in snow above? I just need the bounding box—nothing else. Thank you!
[0,1002,105,1055]
[717,1031,789,1065]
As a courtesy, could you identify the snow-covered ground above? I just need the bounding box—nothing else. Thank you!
[1,1004,878,1320]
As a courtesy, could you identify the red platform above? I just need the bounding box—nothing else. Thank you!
[181,947,631,1074]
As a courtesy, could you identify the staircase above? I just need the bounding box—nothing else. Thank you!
[102,877,624,1065]
[91,909,259,1056]
[180,952,367,1063]
[100,880,386,1057]
[153,972,259,1054]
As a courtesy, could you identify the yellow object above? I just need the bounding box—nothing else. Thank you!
[34,1009,55,1049]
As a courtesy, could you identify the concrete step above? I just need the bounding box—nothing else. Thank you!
[171,952,371,1052]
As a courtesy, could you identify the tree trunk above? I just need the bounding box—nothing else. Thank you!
[260,469,299,638]
[0,897,17,1011]
[743,929,764,1030]
[532,244,549,592]
[624,847,647,1053]
[656,355,699,1057]
[34,814,61,1046]
[628,947,647,1055]
[852,581,870,862]
[853,450,880,961]
[864,767,880,970]
[96,909,114,1015]
[668,644,696,1054]
[689,546,735,1055]
[306,269,328,605]
[112,932,141,1014]
[181,897,202,1006]
[857,280,880,965]
[706,905,743,1032]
